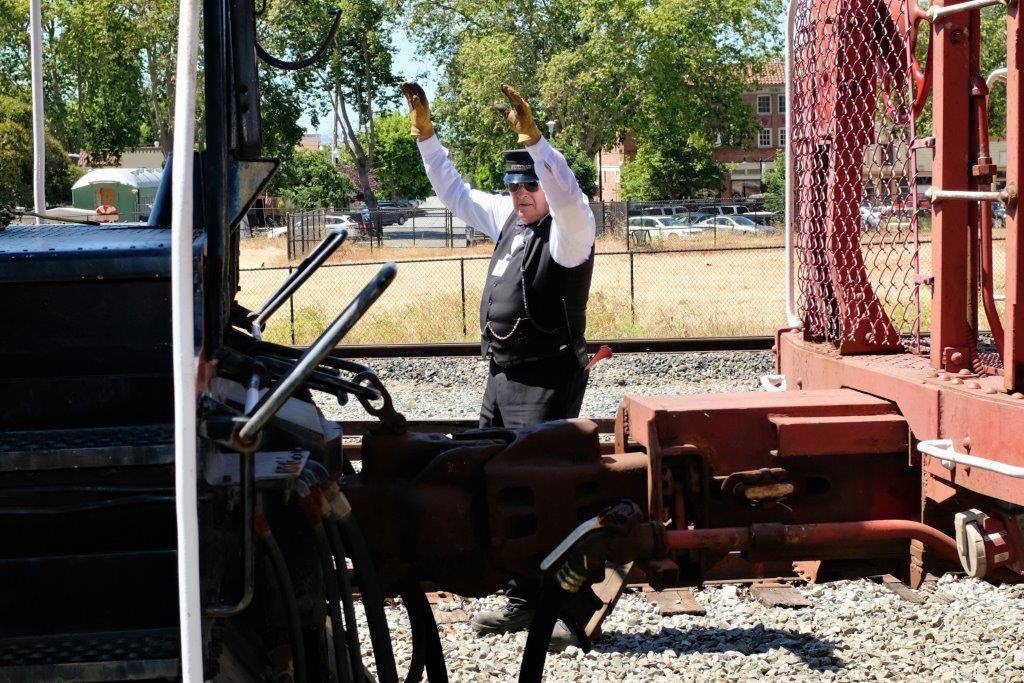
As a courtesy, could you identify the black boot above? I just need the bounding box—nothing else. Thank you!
[471,596,534,634]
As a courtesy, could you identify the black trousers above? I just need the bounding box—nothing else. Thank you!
[478,353,589,429]
[479,353,589,609]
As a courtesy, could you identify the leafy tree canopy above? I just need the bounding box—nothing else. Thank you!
[270,148,355,209]
[0,94,74,213]
[762,149,785,213]
[368,111,432,199]
[620,134,724,200]
[408,0,782,194]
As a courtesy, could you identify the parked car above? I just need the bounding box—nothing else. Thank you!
[698,204,749,216]
[859,204,881,230]
[628,216,704,244]
[891,192,933,212]
[745,211,780,227]
[325,214,365,237]
[358,200,425,227]
[992,202,1007,229]
[634,205,683,218]
[693,215,773,234]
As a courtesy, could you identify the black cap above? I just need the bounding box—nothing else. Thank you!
[503,149,538,185]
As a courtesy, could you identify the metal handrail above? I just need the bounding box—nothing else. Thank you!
[918,439,1024,478]
[238,263,398,443]
[169,0,203,677]
[927,0,1007,21]
[28,0,45,225]
[251,228,347,338]
[783,0,802,328]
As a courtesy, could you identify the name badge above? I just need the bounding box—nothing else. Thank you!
[491,256,510,277]
[490,233,527,278]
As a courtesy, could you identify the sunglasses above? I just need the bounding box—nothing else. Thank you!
[507,181,540,193]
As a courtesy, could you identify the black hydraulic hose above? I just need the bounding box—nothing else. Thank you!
[338,515,400,683]
[400,582,448,683]
[518,580,570,683]
[261,527,307,683]
[403,588,425,683]
[313,522,354,683]
[325,518,366,679]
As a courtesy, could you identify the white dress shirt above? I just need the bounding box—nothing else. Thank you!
[416,135,596,268]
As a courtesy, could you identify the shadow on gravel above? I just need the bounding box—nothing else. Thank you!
[593,625,844,672]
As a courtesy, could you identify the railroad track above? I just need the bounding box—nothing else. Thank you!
[328,335,775,359]
[420,573,955,628]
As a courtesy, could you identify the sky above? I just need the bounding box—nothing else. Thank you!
[299,25,439,136]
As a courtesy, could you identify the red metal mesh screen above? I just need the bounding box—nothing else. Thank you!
[790,0,922,354]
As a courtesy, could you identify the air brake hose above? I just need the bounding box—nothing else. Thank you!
[518,579,570,683]
[400,582,449,682]
[325,518,367,678]
[312,522,355,683]
[338,514,400,683]
[258,515,307,683]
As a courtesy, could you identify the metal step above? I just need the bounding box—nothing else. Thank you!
[0,424,174,471]
[0,628,180,682]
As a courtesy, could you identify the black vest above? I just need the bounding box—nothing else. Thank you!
[479,214,594,365]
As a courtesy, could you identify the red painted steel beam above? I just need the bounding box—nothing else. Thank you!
[930,0,976,373]
[1005,3,1024,390]
[664,520,959,563]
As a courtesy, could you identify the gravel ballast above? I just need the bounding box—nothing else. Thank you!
[353,578,1024,682]
[316,350,776,421]
[321,351,1024,681]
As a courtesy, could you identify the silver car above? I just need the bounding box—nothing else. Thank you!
[693,215,774,234]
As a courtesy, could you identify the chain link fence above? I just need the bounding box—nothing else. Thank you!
[238,242,789,346]
[790,0,923,354]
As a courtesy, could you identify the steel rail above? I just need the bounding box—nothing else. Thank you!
[322,336,775,359]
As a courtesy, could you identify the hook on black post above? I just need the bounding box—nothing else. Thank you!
[256,8,342,71]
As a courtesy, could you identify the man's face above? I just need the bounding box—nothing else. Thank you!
[510,181,549,225]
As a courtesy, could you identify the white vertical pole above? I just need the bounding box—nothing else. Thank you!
[783,0,801,327]
[28,0,45,224]
[170,0,203,679]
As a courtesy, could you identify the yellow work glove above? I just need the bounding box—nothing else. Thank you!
[400,81,435,140]
[498,84,542,146]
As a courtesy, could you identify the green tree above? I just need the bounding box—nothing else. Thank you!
[129,0,178,156]
[0,94,74,213]
[407,0,782,185]
[42,0,147,161]
[370,111,432,199]
[259,0,401,213]
[469,137,599,197]
[980,5,1006,138]
[259,75,306,162]
[762,149,785,213]
[0,0,28,99]
[619,134,724,200]
[270,148,355,209]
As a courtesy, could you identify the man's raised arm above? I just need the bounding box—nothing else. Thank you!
[401,82,511,242]
[498,84,595,268]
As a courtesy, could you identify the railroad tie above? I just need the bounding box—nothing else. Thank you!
[749,582,812,609]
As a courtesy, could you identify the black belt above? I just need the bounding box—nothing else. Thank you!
[484,347,571,369]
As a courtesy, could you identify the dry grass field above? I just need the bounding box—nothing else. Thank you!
[237,233,1006,346]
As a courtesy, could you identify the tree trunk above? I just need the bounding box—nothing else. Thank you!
[145,44,171,157]
[334,86,379,236]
